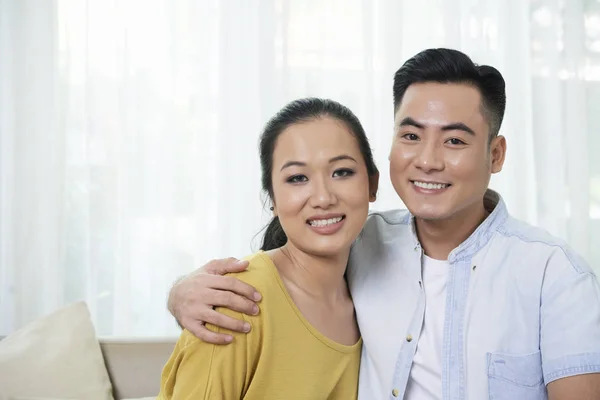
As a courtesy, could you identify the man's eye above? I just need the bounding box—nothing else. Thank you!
[402,133,419,141]
[447,138,466,145]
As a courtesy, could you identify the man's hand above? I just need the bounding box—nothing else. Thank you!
[167,257,262,344]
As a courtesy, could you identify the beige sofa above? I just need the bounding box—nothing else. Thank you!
[0,302,178,400]
[0,336,175,399]
[100,338,176,399]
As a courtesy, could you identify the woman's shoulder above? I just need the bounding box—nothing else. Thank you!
[227,251,280,294]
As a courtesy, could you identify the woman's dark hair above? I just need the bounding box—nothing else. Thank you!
[393,48,506,138]
[259,98,378,251]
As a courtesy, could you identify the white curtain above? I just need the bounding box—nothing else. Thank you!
[1,0,598,337]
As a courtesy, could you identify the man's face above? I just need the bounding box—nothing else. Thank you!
[389,82,506,221]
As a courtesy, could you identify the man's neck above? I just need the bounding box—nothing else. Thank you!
[415,201,490,260]
[268,244,351,302]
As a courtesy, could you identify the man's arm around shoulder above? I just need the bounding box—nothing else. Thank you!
[166,257,261,344]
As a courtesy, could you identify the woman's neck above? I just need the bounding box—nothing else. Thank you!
[267,244,351,302]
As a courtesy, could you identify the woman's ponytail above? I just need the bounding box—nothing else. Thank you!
[260,216,287,251]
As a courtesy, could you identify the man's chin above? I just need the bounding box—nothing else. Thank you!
[407,205,451,221]
[413,213,449,222]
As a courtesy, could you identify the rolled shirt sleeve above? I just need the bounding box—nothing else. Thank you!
[540,248,600,384]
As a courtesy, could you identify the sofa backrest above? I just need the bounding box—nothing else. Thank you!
[100,338,176,399]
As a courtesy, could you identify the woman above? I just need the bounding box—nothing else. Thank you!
[158,98,379,399]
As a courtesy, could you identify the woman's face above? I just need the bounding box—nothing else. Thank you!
[271,117,377,258]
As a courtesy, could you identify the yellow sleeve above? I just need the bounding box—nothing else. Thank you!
[158,314,255,400]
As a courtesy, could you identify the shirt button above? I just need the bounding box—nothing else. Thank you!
[392,388,399,397]
[406,334,413,342]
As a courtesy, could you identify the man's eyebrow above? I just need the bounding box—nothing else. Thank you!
[441,122,475,135]
[398,117,424,129]
[398,117,475,135]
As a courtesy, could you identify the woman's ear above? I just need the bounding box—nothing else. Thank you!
[369,172,380,202]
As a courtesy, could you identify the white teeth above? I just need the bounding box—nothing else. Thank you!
[309,217,343,227]
[413,181,448,190]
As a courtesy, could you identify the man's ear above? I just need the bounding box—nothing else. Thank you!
[490,135,506,173]
[369,172,380,202]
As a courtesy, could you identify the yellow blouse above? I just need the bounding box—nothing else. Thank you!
[158,251,361,399]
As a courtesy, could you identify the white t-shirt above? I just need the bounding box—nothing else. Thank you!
[404,255,448,400]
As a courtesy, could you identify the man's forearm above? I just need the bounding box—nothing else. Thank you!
[547,373,600,400]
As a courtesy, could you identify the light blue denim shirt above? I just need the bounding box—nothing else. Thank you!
[347,190,600,400]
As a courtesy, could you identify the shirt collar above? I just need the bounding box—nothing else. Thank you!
[405,189,508,262]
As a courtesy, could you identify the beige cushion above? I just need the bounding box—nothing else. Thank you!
[0,302,113,400]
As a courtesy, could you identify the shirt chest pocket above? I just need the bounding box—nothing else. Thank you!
[487,351,547,400]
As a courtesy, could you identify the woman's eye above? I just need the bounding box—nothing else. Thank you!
[402,133,419,141]
[447,138,466,145]
[333,169,355,178]
[287,174,308,183]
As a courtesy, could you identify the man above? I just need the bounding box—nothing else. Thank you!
[167,48,600,399]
